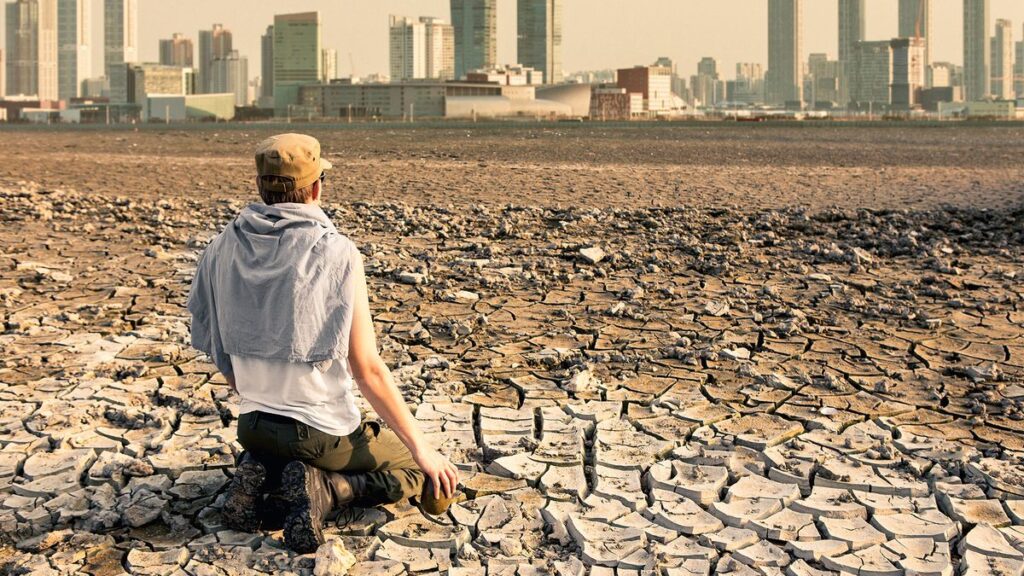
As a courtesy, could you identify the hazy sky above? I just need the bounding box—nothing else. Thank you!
[5,0,1024,81]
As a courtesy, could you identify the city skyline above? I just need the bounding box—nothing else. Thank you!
[4,0,1024,86]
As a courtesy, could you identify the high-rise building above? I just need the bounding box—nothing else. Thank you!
[697,57,718,79]
[517,0,562,84]
[689,74,721,107]
[6,0,58,100]
[930,62,962,90]
[850,40,892,109]
[210,50,248,106]
[728,62,764,104]
[159,33,193,67]
[322,48,337,83]
[963,0,990,101]
[125,62,192,106]
[899,0,931,79]
[807,53,842,107]
[198,24,232,93]
[81,74,104,97]
[838,0,864,104]
[838,0,864,64]
[690,57,722,107]
[652,56,686,99]
[991,19,1013,100]
[617,63,673,112]
[451,0,496,80]
[273,12,322,115]
[260,25,274,104]
[104,0,138,103]
[766,0,802,106]
[58,0,91,100]
[891,37,927,110]
[389,16,454,82]
[0,49,5,96]
[1015,28,1024,98]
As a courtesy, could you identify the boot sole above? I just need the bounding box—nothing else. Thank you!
[223,459,266,533]
[280,461,324,554]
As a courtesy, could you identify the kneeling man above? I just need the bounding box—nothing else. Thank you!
[188,134,459,553]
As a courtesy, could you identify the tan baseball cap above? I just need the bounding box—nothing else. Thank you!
[254,133,333,193]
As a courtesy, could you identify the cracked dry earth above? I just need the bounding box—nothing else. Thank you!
[1,135,1024,576]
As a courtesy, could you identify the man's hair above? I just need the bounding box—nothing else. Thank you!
[259,176,318,205]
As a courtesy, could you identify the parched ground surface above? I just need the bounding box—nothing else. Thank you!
[0,124,1023,576]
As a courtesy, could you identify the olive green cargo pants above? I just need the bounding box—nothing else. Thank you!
[236,411,425,505]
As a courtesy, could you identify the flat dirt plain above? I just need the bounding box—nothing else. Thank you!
[0,123,1023,575]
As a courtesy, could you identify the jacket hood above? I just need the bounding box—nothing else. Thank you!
[226,202,339,271]
[235,202,335,236]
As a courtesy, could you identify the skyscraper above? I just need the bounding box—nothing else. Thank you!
[322,48,338,83]
[58,0,91,100]
[38,0,58,101]
[891,37,926,110]
[991,19,1013,100]
[690,57,722,107]
[837,0,864,64]
[963,0,990,101]
[159,33,193,67]
[260,25,273,104]
[198,24,232,93]
[850,40,892,109]
[1015,26,1024,98]
[210,50,248,106]
[0,49,5,96]
[104,0,138,103]
[6,0,58,100]
[389,16,454,82]
[5,1,31,97]
[517,0,562,84]
[837,0,864,105]
[930,62,962,89]
[451,0,496,80]
[898,0,931,75]
[273,12,321,115]
[697,57,718,79]
[806,53,841,107]
[766,0,802,106]
[731,62,764,104]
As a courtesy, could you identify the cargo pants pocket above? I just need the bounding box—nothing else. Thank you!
[288,422,328,461]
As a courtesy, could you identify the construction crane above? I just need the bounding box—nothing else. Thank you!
[915,0,925,41]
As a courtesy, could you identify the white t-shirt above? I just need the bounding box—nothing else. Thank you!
[231,355,361,437]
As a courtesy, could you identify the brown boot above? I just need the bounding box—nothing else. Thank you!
[222,452,266,533]
[279,462,357,554]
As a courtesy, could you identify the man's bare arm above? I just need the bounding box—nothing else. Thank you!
[346,256,459,499]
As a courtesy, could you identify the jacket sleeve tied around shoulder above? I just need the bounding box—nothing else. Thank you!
[185,217,359,374]
[187,243,235,377]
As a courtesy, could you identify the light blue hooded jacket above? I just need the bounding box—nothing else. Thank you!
[187,203,359,376]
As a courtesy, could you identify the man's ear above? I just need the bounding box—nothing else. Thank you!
[311,180,321,203]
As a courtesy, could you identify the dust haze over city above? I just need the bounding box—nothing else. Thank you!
[2,1,1024,576]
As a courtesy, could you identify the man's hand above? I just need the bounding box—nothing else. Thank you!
[412,445,460,499]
